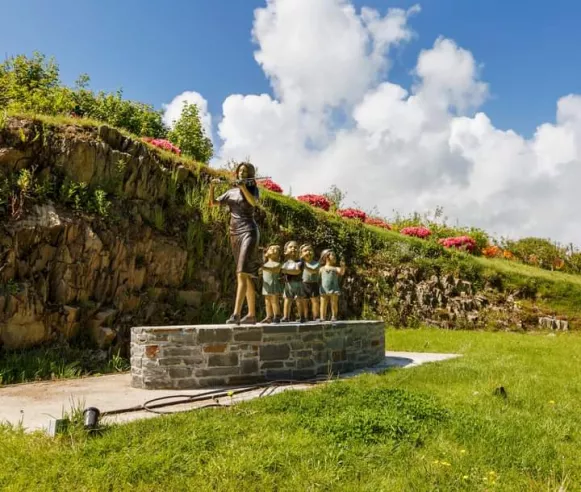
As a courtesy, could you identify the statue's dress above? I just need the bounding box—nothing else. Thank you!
[320,267,341,295]
[262,260,283,295]
[217,187,260,277]
[302,261,320,298]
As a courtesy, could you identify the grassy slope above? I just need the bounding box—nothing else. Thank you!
[4,114,581,326]
[1,328,580,491]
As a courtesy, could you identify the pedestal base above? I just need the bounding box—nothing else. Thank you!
[131,320,385,389]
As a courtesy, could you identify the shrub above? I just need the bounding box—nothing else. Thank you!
[502,237,564,270]
[338,208,366,221]
[438,235,477,252]
[297,194,330,211]
[400,226,431,239]
[365,217,391,230]
[258,179,283,193]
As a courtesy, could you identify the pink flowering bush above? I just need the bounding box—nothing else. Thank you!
[338,208,367,221]
[400,226,431,239]
[297,194,331,211]
[365,217,391,230]
[438,235,477,252]
[142,137,181,155]
[258,179,283,193]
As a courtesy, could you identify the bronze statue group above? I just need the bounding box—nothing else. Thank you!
[209,161,346,326]
[260,240,346,324]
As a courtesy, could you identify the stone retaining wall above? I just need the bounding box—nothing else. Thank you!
[131,320,385,389]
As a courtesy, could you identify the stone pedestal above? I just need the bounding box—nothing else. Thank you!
[131,320,385,389]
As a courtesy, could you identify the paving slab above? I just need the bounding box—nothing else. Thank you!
[0,351,460,433]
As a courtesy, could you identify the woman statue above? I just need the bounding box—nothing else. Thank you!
[209,162,260,324]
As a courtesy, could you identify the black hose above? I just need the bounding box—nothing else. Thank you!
[100,376,332,418]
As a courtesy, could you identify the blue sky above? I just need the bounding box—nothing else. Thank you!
[2,0,581,138]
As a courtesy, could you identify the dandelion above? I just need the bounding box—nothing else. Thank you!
[440,461,452,467]
[460,449,466,454]
[227,390,234,397]
[549,400,555,404]
[462,475,469,480]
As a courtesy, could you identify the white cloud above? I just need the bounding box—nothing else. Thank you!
[162,91,213,140]
[251,0,420,109]
[171,0,581,246]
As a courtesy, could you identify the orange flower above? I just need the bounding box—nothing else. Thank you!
[483,245,501,258]
[503,250,514,260]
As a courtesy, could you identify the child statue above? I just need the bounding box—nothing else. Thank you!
[300,243,320,321]
[280,240,306,322]
[319,249,346,321]
[260,244,283,323]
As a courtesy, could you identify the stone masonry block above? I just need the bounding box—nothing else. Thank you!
[260,361,284,369]
[169,367,193,379]
[241,358,259,374]
[163,347,201,357]
[198,328,232,343]
[196,377,229,387]
[263,325,298,334]
[208,353,239,367]
[325,337,345,350]
[233,330,263,342]
[292,368,317,380]
[260,343,290,361]
[296,358,315,369]
[203,344,228,353]
[195,367,239,377]
[298,324,323,333]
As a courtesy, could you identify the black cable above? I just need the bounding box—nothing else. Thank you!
[100,375,332,418]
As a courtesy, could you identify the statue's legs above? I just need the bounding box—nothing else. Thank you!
[330,294,339,320]
[234,273,248,316]
[311,297,320,321]
[320,296,328,320]
[244,274,256,317]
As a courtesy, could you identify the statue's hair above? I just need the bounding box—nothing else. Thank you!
[235,161,256,178]
[299,243,313,252]
[319,249,334,265]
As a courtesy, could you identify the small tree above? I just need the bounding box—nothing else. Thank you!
[167,102,213,163]
[323,184,346,212]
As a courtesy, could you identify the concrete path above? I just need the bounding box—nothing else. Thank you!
[0,351,459,433]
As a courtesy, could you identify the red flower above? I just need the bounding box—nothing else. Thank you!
[142,137,181,155]
[258,179,283,193]
[297,194,331,211]
[338,208,367,221]
[438,235,476,252]
[400,226,431,239]
[364,217,391,230]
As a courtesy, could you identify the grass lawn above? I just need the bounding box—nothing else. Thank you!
[1,328,580,491]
